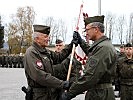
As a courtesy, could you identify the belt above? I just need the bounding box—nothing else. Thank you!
[89,83,112,90]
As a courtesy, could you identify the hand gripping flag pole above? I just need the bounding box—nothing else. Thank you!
[66,3,84,81]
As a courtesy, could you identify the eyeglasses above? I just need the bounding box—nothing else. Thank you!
[84,27,97,32]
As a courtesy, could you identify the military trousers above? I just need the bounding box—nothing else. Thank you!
[85,87,115,100]
[120,85,133,100]
[32,87,60,100]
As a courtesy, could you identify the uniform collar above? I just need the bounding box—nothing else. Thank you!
[124,56,133,61]
[32,42,48,53]
[93,36,109,44]
[88,36,109,52]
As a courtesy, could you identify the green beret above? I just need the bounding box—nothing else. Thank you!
[33,25,50,35]
[84,15,105,27]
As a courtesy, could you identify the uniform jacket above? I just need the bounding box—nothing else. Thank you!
[54,55,82,81]
[69,36,117,97]
[23,42,72,99]
[116,56,133,85]
[53,55,82,100]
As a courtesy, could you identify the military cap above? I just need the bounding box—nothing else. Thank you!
[33,25,50,35]
[84,15,105,27]
[55,39,63,44]
[120,44,124,48]
[125,43,132,47]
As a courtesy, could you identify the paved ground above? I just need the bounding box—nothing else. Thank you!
[0,68,120,100]
[0,68,27,100]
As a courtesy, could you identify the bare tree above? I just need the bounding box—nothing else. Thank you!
[116,15,126,44]
[128,13,133,44]
[44,17,59,44]
[105,12,116,40]
[43,17,67,44]
[6,6,35,54]
[56,19,67,41]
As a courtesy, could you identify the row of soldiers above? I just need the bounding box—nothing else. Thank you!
[113,43,133,99]
[0,54,24,68]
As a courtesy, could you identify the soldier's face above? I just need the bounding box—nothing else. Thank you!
[55,42,65,52]
[120,47,125,53]
[125,47,133,57]
[85,24,97,41]
[37,33,50,47]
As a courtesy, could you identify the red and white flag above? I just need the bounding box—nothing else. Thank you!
[75,44,87,75]
[75,45,87,65]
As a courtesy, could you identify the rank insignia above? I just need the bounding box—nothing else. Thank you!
[89,58,98,68]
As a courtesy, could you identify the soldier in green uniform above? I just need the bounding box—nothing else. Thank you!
[61,15,117,100]
[54,38,65,53]
[114,44,125,96]
[116,43,133,100]
[117,45,125,58]
[54,38,82,81]
[23,24,78,100]
[52,38,82,99]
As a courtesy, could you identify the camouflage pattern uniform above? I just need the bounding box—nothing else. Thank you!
[117,52,126,60]
[23,42,73,100]
[114,51,126,94]
[68,36,117,100]
[116,56,133,100]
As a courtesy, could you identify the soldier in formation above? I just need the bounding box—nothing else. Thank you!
[116,43,133,100]
[0,54,24,68]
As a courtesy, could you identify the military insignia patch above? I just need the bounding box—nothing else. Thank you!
[88,57,98,68]
[36,60,42,69]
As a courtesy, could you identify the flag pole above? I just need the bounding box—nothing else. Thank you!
[66,4,83,81]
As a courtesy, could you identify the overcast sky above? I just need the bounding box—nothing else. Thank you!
[0,0,133,43]
[1,0,132,19]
